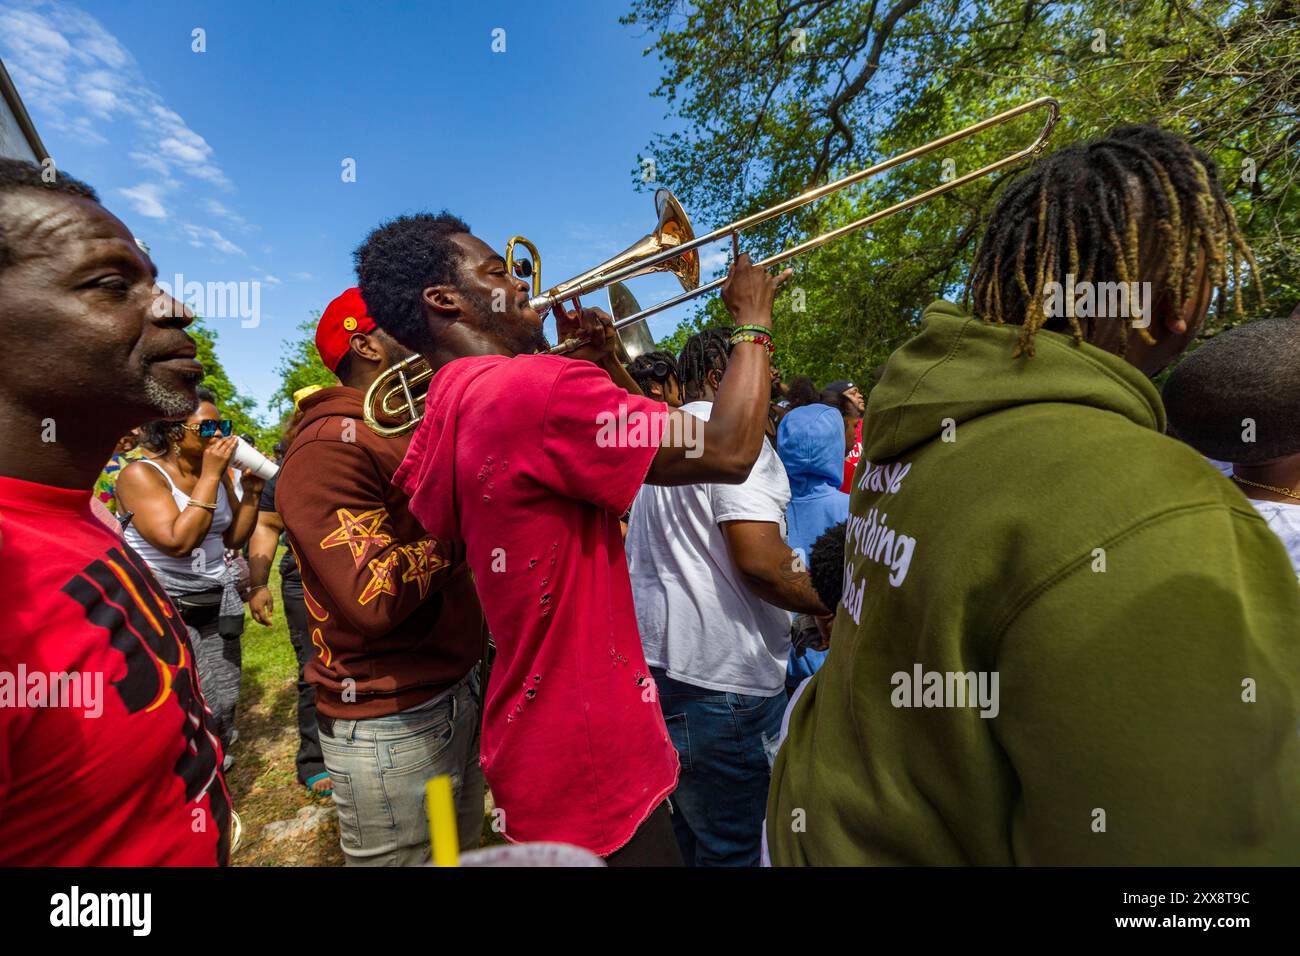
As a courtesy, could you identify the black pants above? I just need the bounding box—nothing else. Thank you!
[281,576,326,784]
[605,804,683,867]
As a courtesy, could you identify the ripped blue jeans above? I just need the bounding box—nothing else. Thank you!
[650,667,785,867]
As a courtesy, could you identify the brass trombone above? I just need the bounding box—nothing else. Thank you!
[363,96,1059,437]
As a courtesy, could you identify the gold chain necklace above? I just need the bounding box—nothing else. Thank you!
[1231,474,1300,502]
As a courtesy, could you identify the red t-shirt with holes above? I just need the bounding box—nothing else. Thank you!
[395,354,679,855]
[0,477,230,865]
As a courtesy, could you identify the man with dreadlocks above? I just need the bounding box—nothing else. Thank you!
[767,125,1300,865]
[626,327,828,866]
[627,349,684,407]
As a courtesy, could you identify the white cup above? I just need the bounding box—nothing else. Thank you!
[454,843,606,867]
[232,437,278,480]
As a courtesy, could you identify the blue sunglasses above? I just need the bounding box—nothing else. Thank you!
[185,419,233,438]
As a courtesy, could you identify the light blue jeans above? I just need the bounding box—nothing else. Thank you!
[319,670,484,866]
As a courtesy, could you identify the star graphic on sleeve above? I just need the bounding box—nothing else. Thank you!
[358,551,401,605]
[320,507,393,568]
[399,538,449,600]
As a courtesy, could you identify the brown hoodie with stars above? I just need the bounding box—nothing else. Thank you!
[276,386,482,719]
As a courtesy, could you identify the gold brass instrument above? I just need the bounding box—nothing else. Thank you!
[363,351,435,438]
[606,281,655,360]
[362,96,1059,436]
[508,188,699,361]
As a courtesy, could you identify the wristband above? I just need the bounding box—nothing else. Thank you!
[732,323,773,337]
[730,330,775,355]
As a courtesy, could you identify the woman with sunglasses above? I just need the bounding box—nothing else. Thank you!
[116,387,264,759]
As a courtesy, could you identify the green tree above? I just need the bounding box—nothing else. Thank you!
[270,312,336,423]
[624,0,1299,388]
[188,317,275,448]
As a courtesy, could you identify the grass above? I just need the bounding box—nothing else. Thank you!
[226,550,343,866]
[225,547,502,865]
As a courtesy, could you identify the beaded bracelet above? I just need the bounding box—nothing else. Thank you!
[730,330,775,355]
[731,327,773,345]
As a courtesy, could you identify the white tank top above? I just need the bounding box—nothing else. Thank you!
[123,457,233,590]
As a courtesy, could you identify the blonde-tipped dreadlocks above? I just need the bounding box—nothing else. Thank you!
[965,125,1261,358]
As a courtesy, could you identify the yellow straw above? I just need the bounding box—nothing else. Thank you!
[426,775,459,867]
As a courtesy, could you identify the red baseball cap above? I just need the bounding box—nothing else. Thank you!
[316,287,376,373]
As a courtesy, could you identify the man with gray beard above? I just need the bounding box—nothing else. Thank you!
[0,158,231,865]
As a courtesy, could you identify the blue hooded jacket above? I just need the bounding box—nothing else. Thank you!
[777,404,850,686]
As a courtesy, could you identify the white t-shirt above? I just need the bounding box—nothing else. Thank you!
[1248,499,1300,581]
[626,400,794,697]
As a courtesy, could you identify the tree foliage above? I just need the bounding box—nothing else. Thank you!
[623,0,1299,388]
[270,312,336,424]
[188,317,276,449]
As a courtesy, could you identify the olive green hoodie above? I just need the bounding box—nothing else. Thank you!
[767,301,1300,865]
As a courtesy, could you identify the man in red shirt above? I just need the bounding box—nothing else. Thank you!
[355,212,786,863]
[0,158,230,865]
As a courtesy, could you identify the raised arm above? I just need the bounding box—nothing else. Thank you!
[116,441,235,557]
[646,253,789,486]
[222,470,264,550]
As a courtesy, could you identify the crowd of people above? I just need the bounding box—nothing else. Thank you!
[0,119,1298,868]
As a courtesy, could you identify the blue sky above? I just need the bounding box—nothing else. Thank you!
[0,0,729,417]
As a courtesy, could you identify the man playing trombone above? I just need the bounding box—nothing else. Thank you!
[354,212,788,864]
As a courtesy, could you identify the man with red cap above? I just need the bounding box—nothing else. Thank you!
[274,288,486,866]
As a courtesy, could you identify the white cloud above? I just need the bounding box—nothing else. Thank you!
[202,198,255,232]
[699,245,730,275]
[118,182,171,219]
[0,2,234,190]
[289,271,315,281]
[128,150,172,177]
[78,85,118,118]
[182,223,245,257]
[260,273,281,286]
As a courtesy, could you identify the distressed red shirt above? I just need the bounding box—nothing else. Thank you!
[395,355,679,855]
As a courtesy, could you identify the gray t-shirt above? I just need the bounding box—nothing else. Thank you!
[626,400,793,697]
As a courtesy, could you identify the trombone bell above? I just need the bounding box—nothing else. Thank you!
[606,281,656,363]
[546,188,699,308]
[545,188,698,355]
